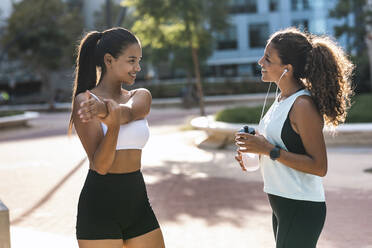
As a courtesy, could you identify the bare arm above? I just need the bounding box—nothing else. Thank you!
[236,96,327,177]
[118,88,152,124]
[78,88,151,124]
[73,92,120,175]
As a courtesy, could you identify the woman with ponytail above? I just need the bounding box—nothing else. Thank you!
[69,27,165,247]
[235,27,354,247]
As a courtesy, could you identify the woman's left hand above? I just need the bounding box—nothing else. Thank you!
[235,132,273,155]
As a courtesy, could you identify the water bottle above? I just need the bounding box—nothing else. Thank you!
[239,125,259,172]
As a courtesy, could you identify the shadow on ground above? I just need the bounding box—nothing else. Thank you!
[142,160,269,228]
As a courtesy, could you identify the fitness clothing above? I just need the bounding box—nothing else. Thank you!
[268,194,326,248]
[258,89,325,202]
[100,119,149,150]
[76,169,159,240]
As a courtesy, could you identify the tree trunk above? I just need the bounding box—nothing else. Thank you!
[366,0,372,91]
[366,34,372,91]
[40,70,55,110]
[106,0,112,28]
[191,46,206,116]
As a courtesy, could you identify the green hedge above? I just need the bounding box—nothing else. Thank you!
[0,111,24,117]
[215,93,372,124]
[346,93,372,123]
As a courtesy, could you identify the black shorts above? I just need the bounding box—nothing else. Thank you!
[76,169,160,240]
[268,194,326,248]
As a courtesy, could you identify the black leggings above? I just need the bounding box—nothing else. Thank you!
[76,169,159,240]
[268,194,326,248]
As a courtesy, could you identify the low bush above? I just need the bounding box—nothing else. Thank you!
[215,93,372,124]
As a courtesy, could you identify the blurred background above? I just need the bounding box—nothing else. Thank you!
[0,0,371,110]
[0,1,372,247]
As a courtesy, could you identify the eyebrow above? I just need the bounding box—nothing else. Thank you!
[128,56,142,59]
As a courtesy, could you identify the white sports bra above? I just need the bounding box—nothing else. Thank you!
[100,119,150,150]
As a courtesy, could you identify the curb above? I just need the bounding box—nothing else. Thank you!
[190,116,372,148]
[0,93,276,112]
[0,112,40,128]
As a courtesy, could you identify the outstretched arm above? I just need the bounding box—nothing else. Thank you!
[78,88,151,124]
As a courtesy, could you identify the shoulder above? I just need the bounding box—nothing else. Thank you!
[73,92,87,112]
[126,88,152,104]
[131,88,152,99]
[291,94,323,125]
[293,95,316,111]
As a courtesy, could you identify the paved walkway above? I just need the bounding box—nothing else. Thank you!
[0,109,372,247]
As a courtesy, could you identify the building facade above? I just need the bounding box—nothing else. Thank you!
[207,0,343,77]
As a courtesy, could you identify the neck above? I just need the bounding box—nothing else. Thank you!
[97,75,123,98]
[277,78,303,100]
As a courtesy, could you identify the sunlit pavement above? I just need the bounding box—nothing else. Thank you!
[1,110,372,248]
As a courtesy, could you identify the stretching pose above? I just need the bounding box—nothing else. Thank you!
[235,27,353,248]
[69,27,165,248]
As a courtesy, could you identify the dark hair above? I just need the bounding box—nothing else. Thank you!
[268,27,354,127]
[68,27,139,133]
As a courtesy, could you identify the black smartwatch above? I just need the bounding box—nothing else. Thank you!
[270,145,281,160]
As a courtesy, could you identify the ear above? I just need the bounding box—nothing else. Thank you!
[286,64,294,74]
[103,53,114,67]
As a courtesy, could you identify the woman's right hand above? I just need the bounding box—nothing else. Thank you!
[235,149,247,172]
[100,99,121,128]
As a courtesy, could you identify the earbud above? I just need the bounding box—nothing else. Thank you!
[280,69,288,78]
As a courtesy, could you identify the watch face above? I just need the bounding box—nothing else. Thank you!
[270,146,280,160]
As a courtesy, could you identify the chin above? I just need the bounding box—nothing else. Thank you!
[123,79,135,86]
[261,76,271,82]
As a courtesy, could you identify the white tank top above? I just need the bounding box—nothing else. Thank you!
[101,119,149,150]
[258,89,325,202]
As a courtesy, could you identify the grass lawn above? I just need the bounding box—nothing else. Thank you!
[215,93,372,124]
[0,110,25,118]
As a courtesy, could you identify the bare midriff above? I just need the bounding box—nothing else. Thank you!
[90,149,142,174]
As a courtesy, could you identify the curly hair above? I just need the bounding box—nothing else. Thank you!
[268,27,354,127]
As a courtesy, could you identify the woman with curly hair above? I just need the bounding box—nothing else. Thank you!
[235,27,354,248]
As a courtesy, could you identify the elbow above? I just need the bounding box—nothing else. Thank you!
[91,162,110,175]
[94,168,108,175]
[317,164,328,177]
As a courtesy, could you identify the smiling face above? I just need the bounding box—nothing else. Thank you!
[258,42,287,83]
[111,42,142,85]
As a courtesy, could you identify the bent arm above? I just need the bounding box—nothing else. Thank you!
[73,94,119,175]
[119,88,152,124]
[263,96,328,177]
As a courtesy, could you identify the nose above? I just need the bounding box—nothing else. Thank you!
[135,63,141,72]
[258,56,264,67]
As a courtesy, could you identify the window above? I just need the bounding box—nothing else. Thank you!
[291,0,310,11]
[269,0,279,12]
[292,19,309,31]
[249,23,269,48]
[221,65,238,77]
[229,0,257,14]
[216,25,238,50]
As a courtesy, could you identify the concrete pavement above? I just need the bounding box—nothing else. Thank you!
[0,109,372,247]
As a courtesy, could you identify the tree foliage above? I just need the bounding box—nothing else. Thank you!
[329,0,372,92]
[1,0,83,71]
[125,0,231,114]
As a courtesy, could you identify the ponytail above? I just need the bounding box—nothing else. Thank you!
[68,31,102,134]
[305,36,354,127]
[269,27,354,127]
[68,27,140,134]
